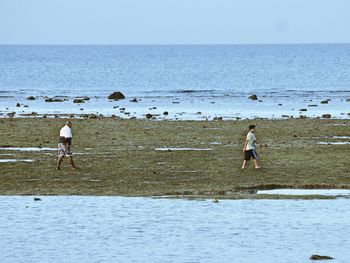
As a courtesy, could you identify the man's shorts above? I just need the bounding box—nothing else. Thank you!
[58,143,73,157]
[244,149,259,161]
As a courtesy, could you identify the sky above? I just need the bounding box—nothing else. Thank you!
[0,0,350,45]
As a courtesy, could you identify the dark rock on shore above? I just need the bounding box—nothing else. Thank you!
[248,94,258,100]
[89,114,98,119]
[282,115,289,118]
[145,113,153,119]
[27,96,36,100]
[320,99,331,104]
[73,99,85,103]
[108,91,125,100]
[7,112,16,117]
[45,98,64,102]
[16,103,20,107]
[213,117,223,121]
[299,109,307,111]
[34,197,41,201]
[163,111,169,116]
[346,98,350,102]
[130,98,138,102]
[322,114,332,118]
[310,255,333,260]
[308,104,318,107]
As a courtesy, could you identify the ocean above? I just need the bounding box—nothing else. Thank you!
[0,44,349,119]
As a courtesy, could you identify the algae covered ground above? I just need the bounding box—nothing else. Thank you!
[0,118,349,198]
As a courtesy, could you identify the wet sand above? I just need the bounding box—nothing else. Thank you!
[0,117,349,198]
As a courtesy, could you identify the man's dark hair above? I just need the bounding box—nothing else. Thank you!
[248,125,256,130]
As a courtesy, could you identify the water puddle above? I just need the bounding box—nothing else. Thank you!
[258,189,350,197]
[0,159,34,163]
[331,136,350,139]
[154,147,212,151]
[317,142,350,145]
[0,147,57,151]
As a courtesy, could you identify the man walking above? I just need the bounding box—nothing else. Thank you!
[56,120,76,170]
[241,124,261,170]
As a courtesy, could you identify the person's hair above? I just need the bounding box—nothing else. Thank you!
[65,120,72,126]
[248,125,256,130]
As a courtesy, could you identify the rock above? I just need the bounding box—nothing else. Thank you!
[278,103,283,106]
[119,107,126,111]
[320,100,329,104]
[213,117,223,121]
[27,96,36,100]
[299,109,307,111]
[23,105,29,108]
[45,98,63,102]
[310,255,333,260]
[73,99,85,103]
[130,98,138,102]
[34,197,41,201]
[163,111,169,116]
[299,115,306,119]
[30,112,38,116]
[282,115,289,118]
[172,101,180,104]
[16,103,21,107]
[108,91,125,100]
[308,104,318,107]
[80,108,84,110]
[7,112,15,117]
[212,199,219,203]
[145,113,153,119]
[322,114,332,119]
[346,98,350,102]
[81,96,90,101]
[248,94,258,100]
[89,114,98,119]
[113,106,119,109]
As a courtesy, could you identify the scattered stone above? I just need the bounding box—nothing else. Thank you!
[108,91,125,100]
[113,106,119,109]
[299,115,306,119]
[278,103,283,106]
[163,111,169,116]
[130,98,138,102]
[248,94,258,100]
[212,199,219,203]
[145,114,153,119]
[23,105,29,108]
[213,117,223,121]
[310,255,333,260]
[80,108,84,110]
[346,98,350,102]
[45,98,63,102]
[299,109,307,111]
[7,112,15,117]
[172,101,180,104]
[42,115,47,118]
[320,100,329,104]
[16,103,20,107]
[282,115,289,118]
[196,112,202,115]
[30,112,38,116]
[27,96,36,100]
[322,114,332,119]
[34,197,41,201]
[119,107,126,111]
[308,104,318,107]
[81,96,90,101]
[89,114,98,119]
[73,99,85,103]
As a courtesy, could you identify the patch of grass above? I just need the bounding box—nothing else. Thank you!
[0,118,349,198]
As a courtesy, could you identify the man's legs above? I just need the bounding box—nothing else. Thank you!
[69,157,76,169]
[56,155,64,170]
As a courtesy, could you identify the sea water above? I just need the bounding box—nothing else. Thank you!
[0,196,349,263]
[0,44,349,119]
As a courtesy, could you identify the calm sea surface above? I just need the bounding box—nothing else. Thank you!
[0,44,349,119]
[0,196,349,263]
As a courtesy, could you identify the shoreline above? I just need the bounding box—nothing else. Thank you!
[0,118,349,198]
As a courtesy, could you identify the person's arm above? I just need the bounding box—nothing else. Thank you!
[243,138,248,151]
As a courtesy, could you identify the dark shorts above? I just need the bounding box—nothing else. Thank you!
[244,149,259,161]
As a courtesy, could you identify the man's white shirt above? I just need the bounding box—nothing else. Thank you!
[60,125,72,138]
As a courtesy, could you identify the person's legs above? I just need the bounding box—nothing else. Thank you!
[69,157,76,169]
[241,160,248,169]
[56,155,64,170]
[253,159,261,169]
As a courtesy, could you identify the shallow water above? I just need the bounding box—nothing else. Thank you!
[0,159,34,163]
[0,196,349,263]
[258,189,350,197]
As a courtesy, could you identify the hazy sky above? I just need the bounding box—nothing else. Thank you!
[0,0,349,44]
